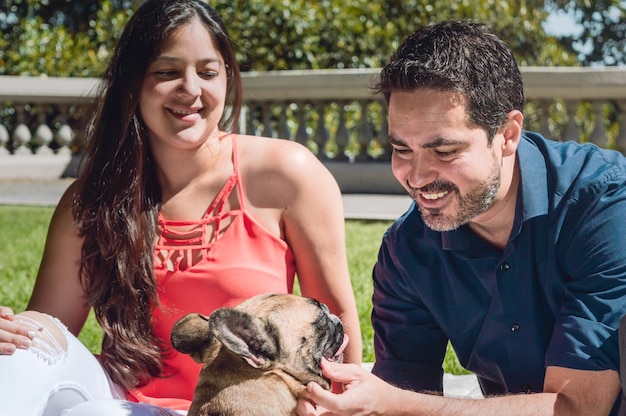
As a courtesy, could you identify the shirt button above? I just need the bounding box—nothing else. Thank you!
[522,384,533,394]
[500,263,510,271]
[510,323,520,332]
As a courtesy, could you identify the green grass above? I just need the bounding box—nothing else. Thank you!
[0,205,467,374]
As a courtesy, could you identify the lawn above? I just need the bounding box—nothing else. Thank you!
[0,205,467,374]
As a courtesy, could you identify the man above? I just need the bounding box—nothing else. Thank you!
[299,20,626,416]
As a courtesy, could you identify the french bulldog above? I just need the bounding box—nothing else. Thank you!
[170,293,348,416]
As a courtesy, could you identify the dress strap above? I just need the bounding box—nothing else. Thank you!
[232,135,246,211]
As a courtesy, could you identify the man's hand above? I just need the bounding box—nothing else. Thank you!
[297,359,396,416]
[296,360,622,416]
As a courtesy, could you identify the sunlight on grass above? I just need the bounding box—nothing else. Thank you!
[0,205,467,373]
[345,220,388,362]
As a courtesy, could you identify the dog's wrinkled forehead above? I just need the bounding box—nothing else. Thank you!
[239,293,321,315]
[236,293,335,331]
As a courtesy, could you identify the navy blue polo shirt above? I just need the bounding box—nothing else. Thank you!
[371,131,626,404]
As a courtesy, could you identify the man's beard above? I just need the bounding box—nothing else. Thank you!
[411,160,501,232]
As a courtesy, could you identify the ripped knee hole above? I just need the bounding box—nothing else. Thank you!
[14,311,68,357]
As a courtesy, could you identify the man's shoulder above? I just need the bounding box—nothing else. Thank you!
[522,131,626,169]
[521,131,626,188]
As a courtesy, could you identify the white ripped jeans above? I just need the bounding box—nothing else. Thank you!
[0,312,185,416]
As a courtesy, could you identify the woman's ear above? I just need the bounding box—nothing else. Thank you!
[501,110,524,157]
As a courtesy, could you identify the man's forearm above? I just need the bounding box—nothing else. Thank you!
[391,390,559,416]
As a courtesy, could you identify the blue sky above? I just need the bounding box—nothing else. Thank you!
[543,10,583,37]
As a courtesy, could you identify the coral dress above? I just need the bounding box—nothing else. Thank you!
[125,136,296,410]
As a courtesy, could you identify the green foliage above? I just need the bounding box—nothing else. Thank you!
[547,0,626,66]
[3,0,625,75]
[0,205,51,307]
[0,0,132,76]
[0,205,102,348]
[217,0,578,71]
[1,0,601,77]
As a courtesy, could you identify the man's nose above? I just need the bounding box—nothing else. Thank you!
[406,155,437,190]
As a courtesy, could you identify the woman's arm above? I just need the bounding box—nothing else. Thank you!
[280,142,362,364]
[26,182,90,335]
[243,136,362,364]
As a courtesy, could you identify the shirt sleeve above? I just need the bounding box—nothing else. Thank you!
[371,228,448,392]
[547,178,626,372]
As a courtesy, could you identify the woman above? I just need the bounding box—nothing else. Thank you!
[0,0,361,414]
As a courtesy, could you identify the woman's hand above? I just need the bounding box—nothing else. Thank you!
[0,307,35,354]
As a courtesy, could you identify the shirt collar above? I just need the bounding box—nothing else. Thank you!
[517,132,549,221]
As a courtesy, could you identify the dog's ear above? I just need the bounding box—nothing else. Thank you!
[171,313,213,363]
[209,308,279,369]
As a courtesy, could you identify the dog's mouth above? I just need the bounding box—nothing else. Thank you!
[325,333,349,363]
[331,334,349,363]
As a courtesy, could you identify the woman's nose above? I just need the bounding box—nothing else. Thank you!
[179,71,201,96]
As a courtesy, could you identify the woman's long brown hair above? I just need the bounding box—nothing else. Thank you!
[72,0,242,389]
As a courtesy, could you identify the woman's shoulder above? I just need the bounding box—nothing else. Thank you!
[235,134,339,200]
[236,134,325,177]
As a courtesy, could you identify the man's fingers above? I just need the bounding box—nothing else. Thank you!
[296,396,324,416]
[321,358,365,384]
[306,381,337,412]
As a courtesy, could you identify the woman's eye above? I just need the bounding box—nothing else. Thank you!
[154,70,177,77]
[199,71,218,79]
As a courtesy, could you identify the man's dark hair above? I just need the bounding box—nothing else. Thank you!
[373,20,524,143]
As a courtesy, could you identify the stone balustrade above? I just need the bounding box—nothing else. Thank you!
[1,68,625,192]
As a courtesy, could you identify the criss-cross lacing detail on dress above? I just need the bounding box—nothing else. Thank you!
[155,172,238,272]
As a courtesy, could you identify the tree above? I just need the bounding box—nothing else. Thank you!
[218,0,578,71]
[0,0,132,76]
[1,0,621,77]
[547,0,626,66]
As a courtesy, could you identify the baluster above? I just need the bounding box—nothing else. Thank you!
[334,101,349,161]
[261,103,274,138]
[12,105,32,155]
[277,102,291,140]
[588,100,607,147]
[238,104,248,135]
[376,115,391,161]
[294,101,309,146]
[313,101,329,160]
[563,100,579,142]
[34,110,54,154]
[356,100,373,162]
[0,118,9,155]
[537,100,551,138]
[615,100,626,154]
[245,103,256,135]
[54,106,75,155]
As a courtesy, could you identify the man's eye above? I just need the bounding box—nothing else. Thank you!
[392,147,410,154]
[435,149,456,157]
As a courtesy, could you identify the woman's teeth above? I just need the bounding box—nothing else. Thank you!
[171,109,199,115]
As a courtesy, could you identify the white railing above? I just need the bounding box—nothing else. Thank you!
[1,68,625,192]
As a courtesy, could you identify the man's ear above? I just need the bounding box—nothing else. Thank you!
[209,308,279,369]
[501,110,524,157]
